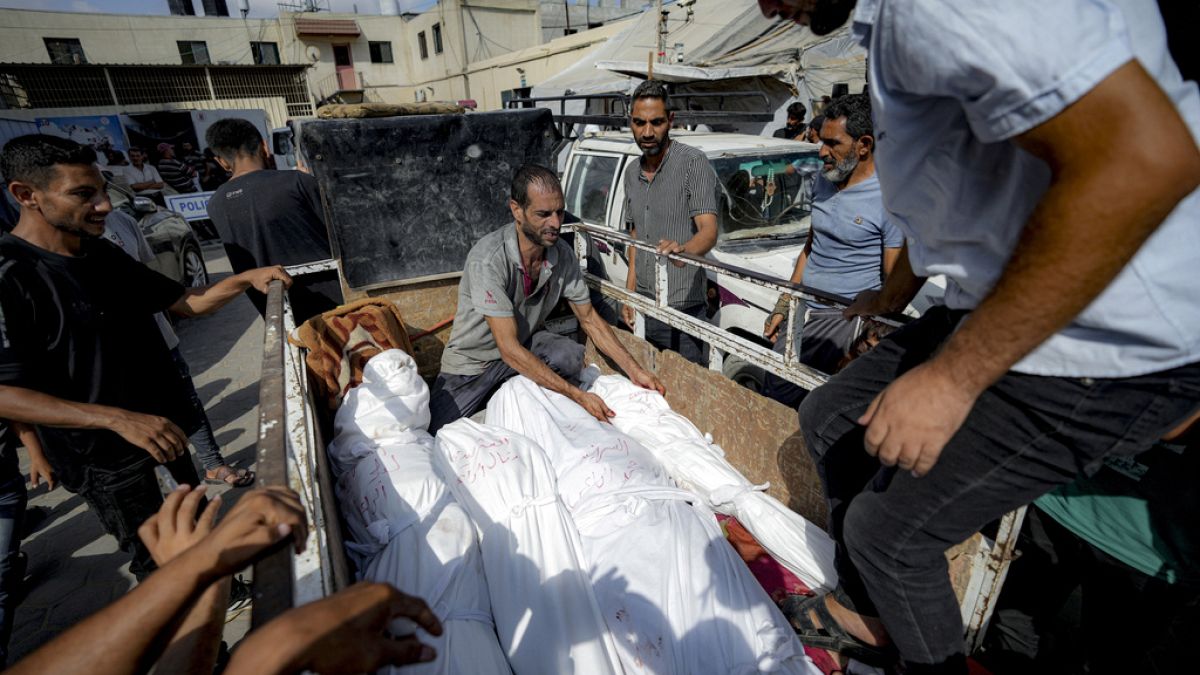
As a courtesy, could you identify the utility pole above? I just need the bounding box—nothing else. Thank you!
[656,0,667,63]
[564,0,571,35]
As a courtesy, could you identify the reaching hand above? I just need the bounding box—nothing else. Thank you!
[621,304,638,330]
[573,390,616,423]
[629,367,665,395]
[227,583,443,675]
[763,313,785,343]
[842,289,889,320]
[107,409,188,463]
[656,239,688,268]
[858,360,980,477]
[139,484,220,565]
[188,486,308,578]
[29,452,55,490]
[242,266,293,294]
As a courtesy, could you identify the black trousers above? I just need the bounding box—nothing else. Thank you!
[981,505,1200,675]
[796,306,1200,673]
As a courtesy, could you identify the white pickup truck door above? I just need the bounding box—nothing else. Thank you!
[563,150,629,287]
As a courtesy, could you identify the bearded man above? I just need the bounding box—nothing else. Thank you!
[762,93,903,405]
[428,164,664,432]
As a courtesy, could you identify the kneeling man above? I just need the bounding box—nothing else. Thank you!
[429,165,664,432]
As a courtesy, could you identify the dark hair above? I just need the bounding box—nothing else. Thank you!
[823,93,872,141]
[630,79,671,112]
[106,149,126,164]
[809,115,824,132]
[205,118,262,165]
[510,164,561,208]
[786,101,807,121]
[128,146,145,155]
[0,134,95,188]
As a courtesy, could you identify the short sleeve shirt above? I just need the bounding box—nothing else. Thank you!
[856,0,1200,377]
[0,234,192,491]
[802,174,904,307]
[623,140,719,308]
[440,224,590,376]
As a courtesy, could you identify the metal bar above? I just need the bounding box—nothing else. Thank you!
[588,274,830,391]
[570,222,903,331]
[783,295,799,364]
[284,258,338,276]
[963,505,1028,652]
[251,280,295,629]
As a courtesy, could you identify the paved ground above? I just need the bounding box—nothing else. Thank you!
[10,244,263,662]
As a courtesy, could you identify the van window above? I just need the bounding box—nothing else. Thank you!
[712,152,820,244]
[564,154,619,226]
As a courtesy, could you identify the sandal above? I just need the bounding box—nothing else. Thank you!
[781,593,897,668]
[205,465,256,488]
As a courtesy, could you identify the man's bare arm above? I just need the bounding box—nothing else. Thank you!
[881,246,903,280]
[843,241,925,319]
[860,60,1200,476]
[129,180,164,191]
[0,384,187,462]
[572,301,665,394]
[485,315,614,421]
[655,213,718,263]
[170,266,292,318]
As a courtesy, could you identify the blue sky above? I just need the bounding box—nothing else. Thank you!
[0,0,606,18]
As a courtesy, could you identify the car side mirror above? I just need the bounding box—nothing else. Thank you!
[132,196,157,214]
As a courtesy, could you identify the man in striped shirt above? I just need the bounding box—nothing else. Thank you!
[155,143,197,194]
[620,80,720,365]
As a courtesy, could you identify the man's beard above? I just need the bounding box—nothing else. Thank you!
[51,220,102,238]
[520,219,555,248]
[641,136,668,157]
[822,152,859,183]
[810,0,857,35]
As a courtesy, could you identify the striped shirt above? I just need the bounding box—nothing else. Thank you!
[157,158,196,193]
[623,139,718,308]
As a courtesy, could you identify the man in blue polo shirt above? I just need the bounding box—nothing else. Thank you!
[759,1,1200,673]
[761,94,903,406]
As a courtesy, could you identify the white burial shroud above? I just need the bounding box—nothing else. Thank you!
[487,376,812,675]
[433,419,626,675]
[586,373,838,592]
[329,350,511,675]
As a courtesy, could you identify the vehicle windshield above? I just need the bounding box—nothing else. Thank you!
[712,152,820,244]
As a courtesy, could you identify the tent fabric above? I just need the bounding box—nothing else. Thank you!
[532,0,866,124]
[433,419,626,675]
[486,377,815,674]
[586,372,839,592]
[328,351,511,675]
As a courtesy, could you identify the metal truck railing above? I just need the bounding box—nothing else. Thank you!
[251,245,1023,651]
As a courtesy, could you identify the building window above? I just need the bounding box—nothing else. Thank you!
[44,38,87,65]
[417,32,428,60]
[251,41,280,65]
[432,23,443,54]
[368,41,393,64]
[177,41,211,65]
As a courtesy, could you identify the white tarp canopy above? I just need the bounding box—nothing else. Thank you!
[532,0,867,133]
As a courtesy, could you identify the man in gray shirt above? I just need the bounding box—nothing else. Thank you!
[620,80,720,365]
[429,165,664,433]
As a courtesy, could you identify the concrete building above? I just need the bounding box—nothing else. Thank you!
[0,1,553,126]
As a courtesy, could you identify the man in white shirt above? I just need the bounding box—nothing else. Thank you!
[759,1,1200,673]
[114,147,165,202]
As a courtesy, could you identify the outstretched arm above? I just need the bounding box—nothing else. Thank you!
[170,266,292,318]
[860,60,1200,476]
[572,301,664,394]
[485,314,615,422]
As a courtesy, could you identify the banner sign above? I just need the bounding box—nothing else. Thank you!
[164,191,214,222]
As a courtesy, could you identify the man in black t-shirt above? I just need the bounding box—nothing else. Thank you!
[0,135,292,583]
[205,118,342,322]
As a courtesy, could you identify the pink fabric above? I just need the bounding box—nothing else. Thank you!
[717,514,813,601]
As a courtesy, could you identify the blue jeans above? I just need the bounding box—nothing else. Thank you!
[168,346,225,471]
[0,474,28,667]
[797,306,1200,673]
